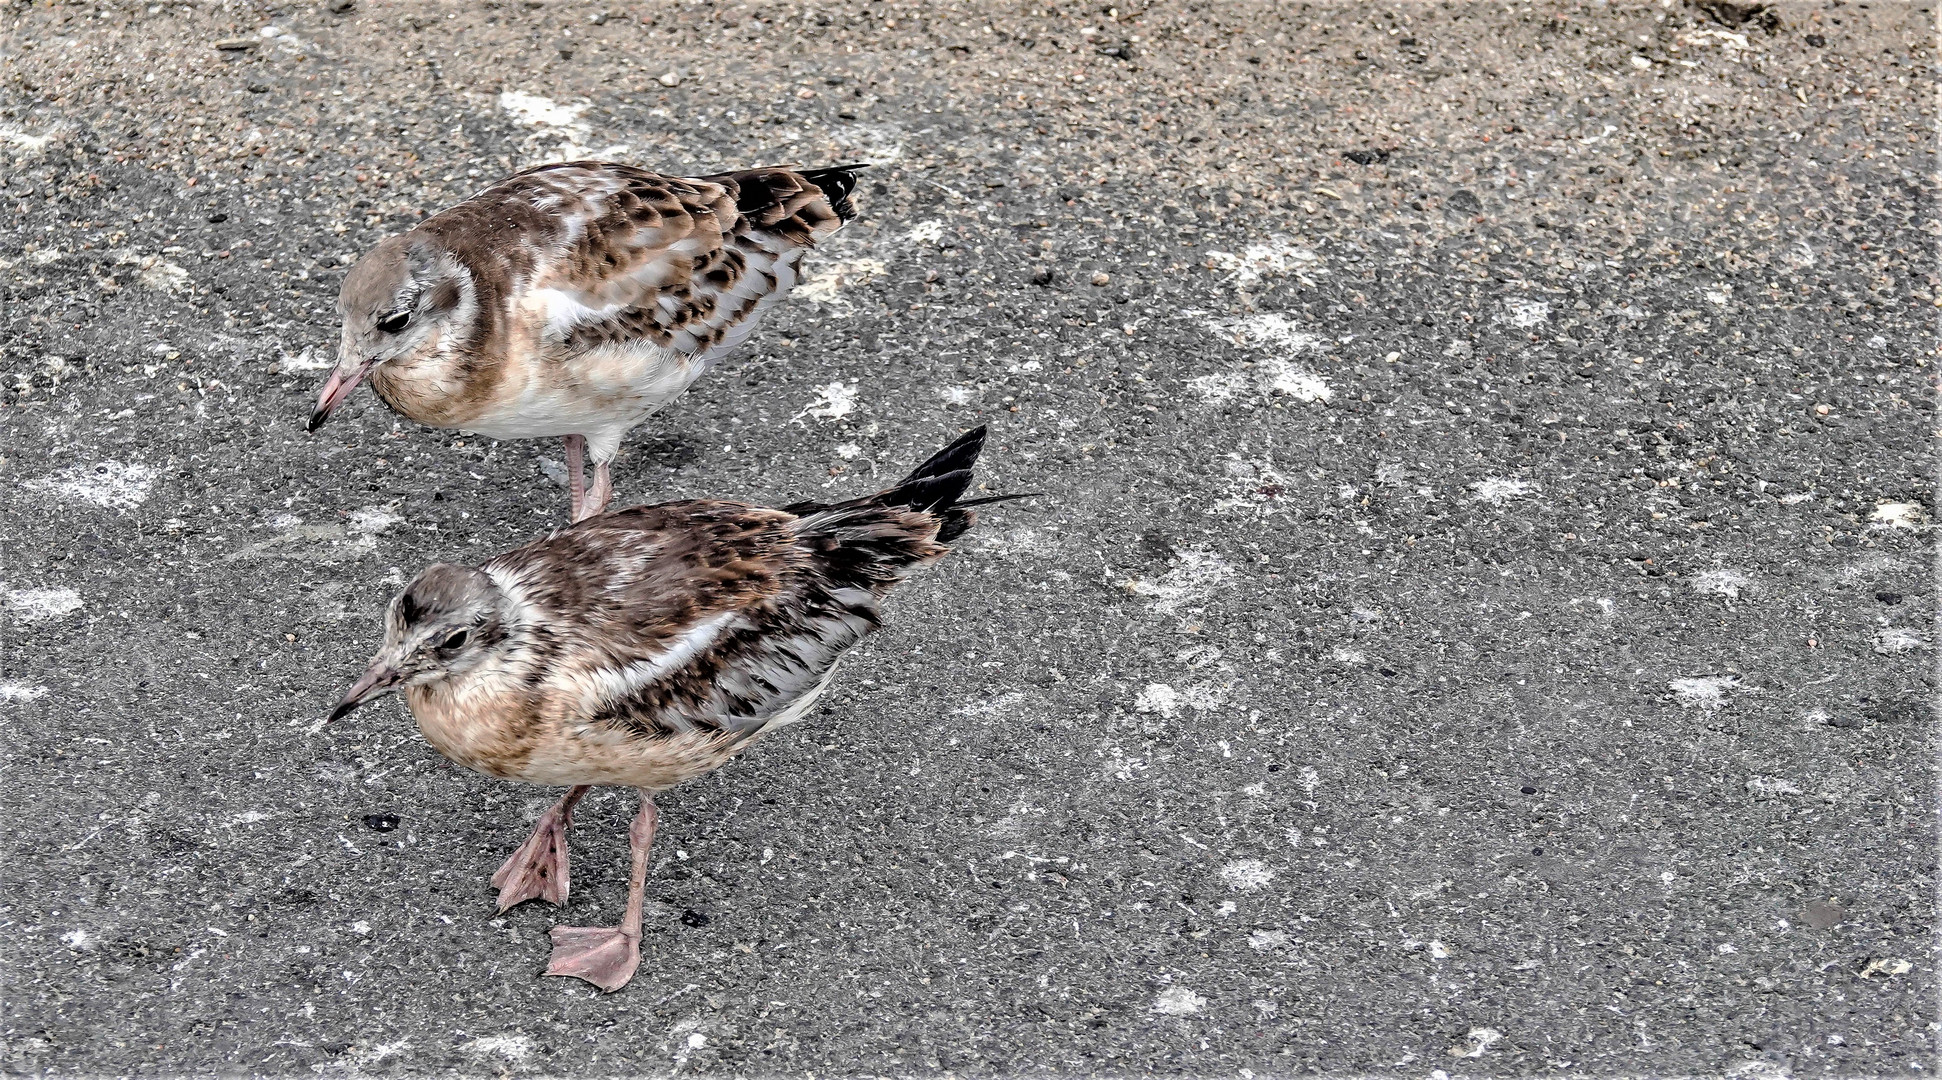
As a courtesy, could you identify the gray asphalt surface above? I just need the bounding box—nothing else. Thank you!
[1,1,1934,1075]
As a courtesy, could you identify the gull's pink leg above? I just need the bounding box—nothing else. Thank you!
[584,459,614,520]
[564,434,587,521]
[545,792,656,992]
[491,785,590,913]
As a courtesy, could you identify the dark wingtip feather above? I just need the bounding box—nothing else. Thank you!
[798,163,870,222]
[900,425,987,486]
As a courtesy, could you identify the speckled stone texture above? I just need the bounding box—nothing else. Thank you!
[1,1,1933,1075]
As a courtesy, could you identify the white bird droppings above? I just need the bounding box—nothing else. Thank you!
[1247,929,1290,951]
[1469,477,1536,505]
[1134,683,1183,717]
[1498,297,1551,328]
[5,587,83,623]
[1123,549,1235,616]
[1194,314,1333,405]
[1205,234,1325,288]
[794,382,858,423]
[61,929,96,951]
[1869,502,1926,529]
[1669,675,1743,709]
[1746,776,1804,797]
[23,461,157,510]
[1152,986,1207,1015]
[794,258,886,306]
[1449,1027,1504,1058]
[1872,628,1924,654]
[347,507,401,535]
[1220,860,1276,891]
[463,1035,535,1063]
[1690,569,1749,599]
[1,682,49,703]
[1133,682,1226,718]
[1859,957,1913,978]
[498,90,598,158]
[499,90,587,129]
[904,220,946,244]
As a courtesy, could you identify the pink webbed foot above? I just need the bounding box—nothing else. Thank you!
[545,925,643,992]
[541,791,657,992]
[491,787,587,913]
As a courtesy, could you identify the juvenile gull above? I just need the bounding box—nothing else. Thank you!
[327,427,1025,991]
[308,160,866,520]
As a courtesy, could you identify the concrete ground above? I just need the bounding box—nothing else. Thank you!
[1,0,1934,1075]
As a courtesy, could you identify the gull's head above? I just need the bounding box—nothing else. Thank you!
[328,563,505,722]
[308,234,474,432]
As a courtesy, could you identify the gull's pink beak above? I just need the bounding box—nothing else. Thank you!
[328,662,401,722]
[308,358,377,433]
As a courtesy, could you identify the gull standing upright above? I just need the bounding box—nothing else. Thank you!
[325,427,1030,992]
[308,161,865,520]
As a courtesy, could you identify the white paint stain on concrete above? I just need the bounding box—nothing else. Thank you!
[0,682,48,703]
[1469,477,1536,505]
[1690,569,1749,600]
[5,587,83,622]
[1219,859,1276,891]
[1124,549,1235,616]
[793,381,858,423]
[23,461,158,511]
[1152,985,1207,1015]
[1669,675,1743,709]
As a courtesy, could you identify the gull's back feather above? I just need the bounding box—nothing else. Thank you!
[482,428,1003,752]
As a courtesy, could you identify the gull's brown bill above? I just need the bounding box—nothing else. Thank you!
[329,663,402,722]
[308,359,377,433]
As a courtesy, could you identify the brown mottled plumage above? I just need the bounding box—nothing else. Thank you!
[308,161,866,520]
[327,427,1024,991]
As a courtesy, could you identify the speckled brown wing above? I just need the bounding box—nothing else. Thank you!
[466,161,862,365]
[487,486,952,746]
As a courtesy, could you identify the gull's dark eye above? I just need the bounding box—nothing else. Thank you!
[441,629,470,651]
[376,310,412,334]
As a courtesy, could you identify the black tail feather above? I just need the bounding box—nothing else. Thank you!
[798,163,869,222]
[790,427,1029,546]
